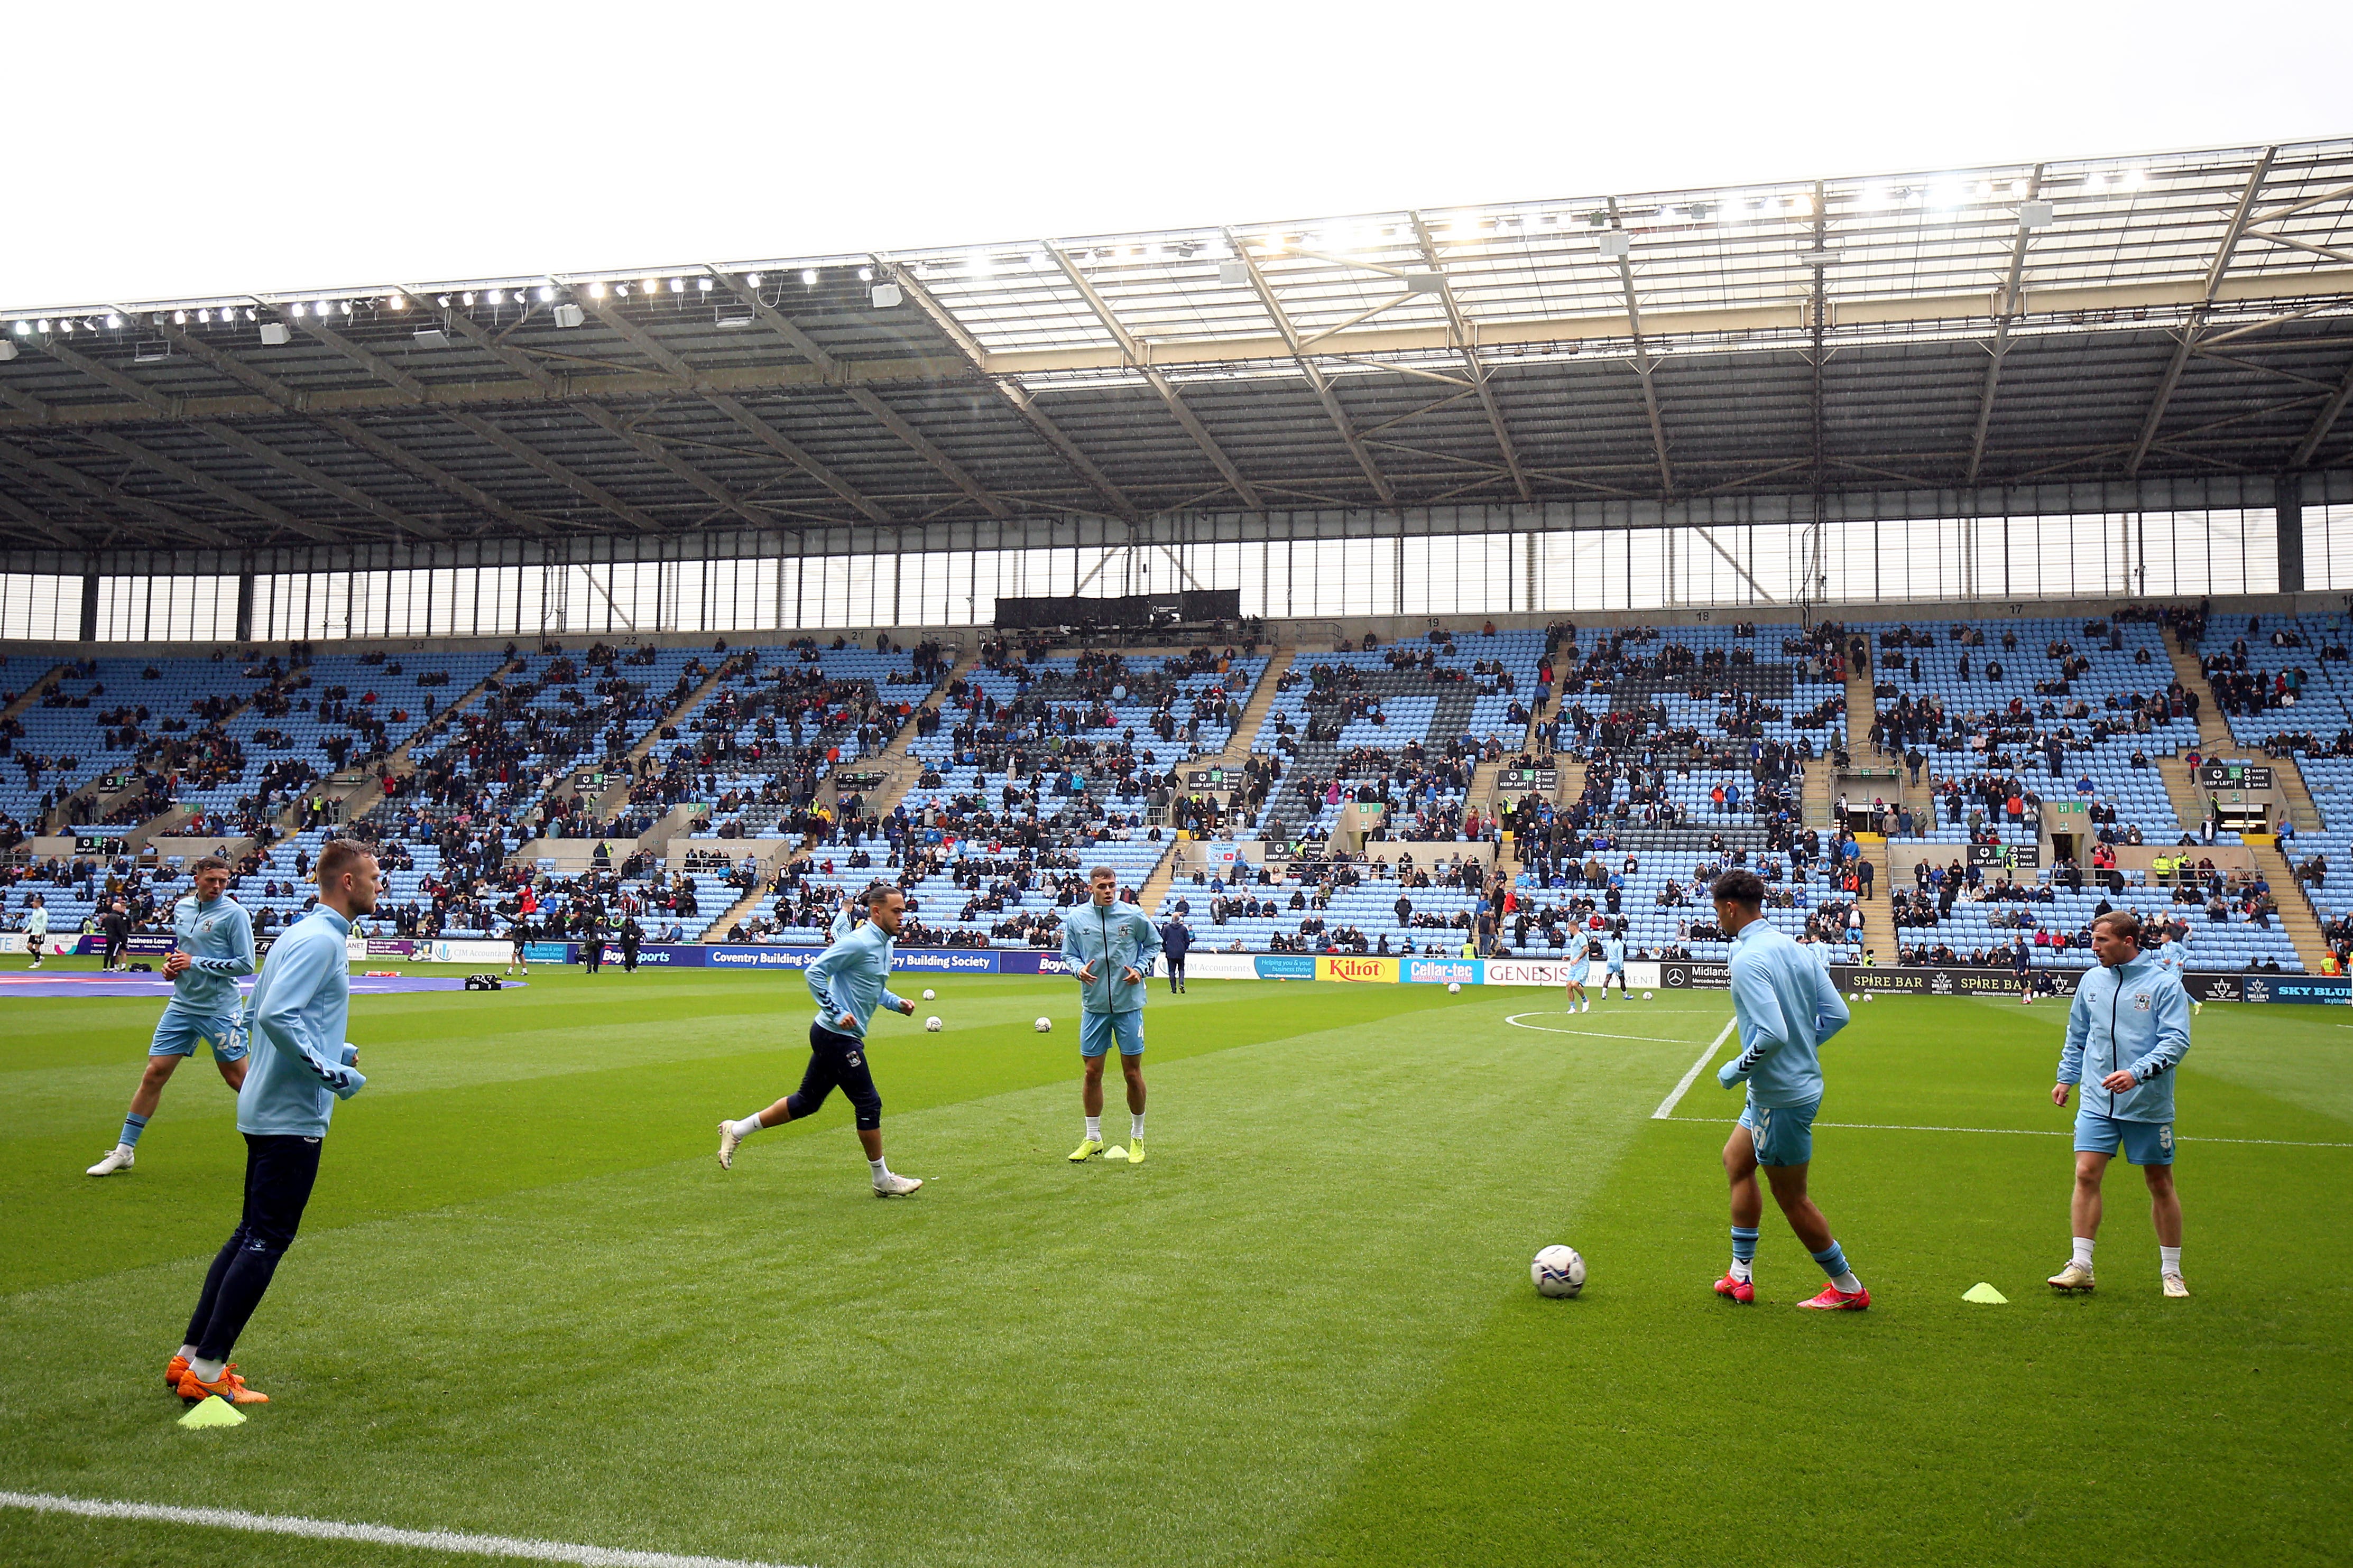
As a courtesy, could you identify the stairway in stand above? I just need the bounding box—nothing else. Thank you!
[1851,837,1899,966]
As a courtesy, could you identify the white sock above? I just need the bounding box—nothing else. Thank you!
[731,1115,763,1139]
[2160,1245,2182,1277]
[2072,1236,2096,1271]
[1729,1259,1753,1283]
[1830,1270,1862,1294]
[176,1343,198,1361]
[870,1156,890,1180]
[189,1356,226,1382]
[1131,1112,1146,1139]
[1085,1115,1101,1141]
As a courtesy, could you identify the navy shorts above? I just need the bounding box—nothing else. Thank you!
[789,1023,884,1131]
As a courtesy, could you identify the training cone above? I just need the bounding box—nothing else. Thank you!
[179,1394,248,1428]
[1104,1146,1128,1161]
[1962,1282,2009,1304]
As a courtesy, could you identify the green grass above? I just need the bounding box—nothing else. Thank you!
[3,960,2348,1567]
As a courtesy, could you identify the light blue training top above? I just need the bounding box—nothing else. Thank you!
[168,894,255,1016]
[2061,952,2192,1123]
[237,907,365,1138]
[1718,918,1851,1109]
[806,918,908,1038]
[1059,899,1163,1015]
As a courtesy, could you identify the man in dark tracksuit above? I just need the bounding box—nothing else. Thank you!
[1160,914,1192,994]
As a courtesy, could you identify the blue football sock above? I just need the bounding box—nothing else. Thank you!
[119,1112,149,1149]
[1731,1227,1759,1262]
[1810,1240,1850,1280]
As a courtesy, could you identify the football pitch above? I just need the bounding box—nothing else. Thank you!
[3,964,2348,1567]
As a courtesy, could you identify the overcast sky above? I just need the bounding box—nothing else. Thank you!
[7,0,2347,310]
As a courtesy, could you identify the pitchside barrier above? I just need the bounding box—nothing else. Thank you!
[0,931,2332,1004]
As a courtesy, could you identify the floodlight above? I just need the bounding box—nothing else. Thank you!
[259,322,291,345]
[857,266,873,282]
[11,321,29,336]
[173,310,187,324]
[551,303,585,328]
[870,283,903,309]
[589,282,607,298]
[538,285,556,302]
[800,268,818,286]
[104,313,122,328]
[669,278,685,293]
[745,273,763,288]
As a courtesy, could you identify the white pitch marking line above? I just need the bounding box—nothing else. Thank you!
[0,1491,808,1568]
[1651,1017,1739,1120]
[1502,1012,1706,1044]
[1655,1119,2353,1149]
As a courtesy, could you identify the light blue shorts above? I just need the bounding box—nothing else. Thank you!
[2074,1109,2174,1166]
[1569,963,1591,985]
[150,1007,246,1063]
[1079,1008,1145,1059]
[1739,1097,1820,1167]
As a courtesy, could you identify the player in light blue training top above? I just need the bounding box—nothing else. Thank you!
[2146,923,2201,1016]
[1708,868,1866,1309]
[1600,930,1628,999]
[1564,940,1592,1014]
[1062,865,1162,1164]
[87,857,256,1177]
[2049,909,2193,1297]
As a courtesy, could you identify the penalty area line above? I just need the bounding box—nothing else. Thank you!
[0,1491,808,1568]
[1651,1017,1739,1120]
[1653,1120,2353,1149]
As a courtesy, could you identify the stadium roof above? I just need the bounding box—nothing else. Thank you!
[2,136,2350,554]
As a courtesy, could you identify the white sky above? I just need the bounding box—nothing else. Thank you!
[8,0,2348,311]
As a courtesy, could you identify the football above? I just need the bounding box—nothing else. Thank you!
[1642,990,1653,999]
[1531,1245,1586,1298]
[1862,992,1875,1003]
[1847,992,1859,1003]
[922,988,936,1001]
[1446,981,1461,994]
[924,1016,943,1032]
[1034,1016,1053,1033]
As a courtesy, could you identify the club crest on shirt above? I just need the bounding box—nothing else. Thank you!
[2133,992,2151,1010]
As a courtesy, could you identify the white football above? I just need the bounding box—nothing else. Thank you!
[1532,1244,1586,1298]
[1861,992,1875,1003]
[1034,1016,1053,1033]
[924,1016,943,1032]
[1643,990,1653,999]
[1847,992,1859,1003]
[1447,981,1462,994]
[922,988,936,1001]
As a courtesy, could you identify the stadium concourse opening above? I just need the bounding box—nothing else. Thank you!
[2,133,2350,1568]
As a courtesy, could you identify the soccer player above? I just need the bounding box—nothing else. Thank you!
[1709,868,1866,1310]
[506,918,531,978]
[24,893,48,968]
[169,839,374,1406]
[2014,936,2034,1004]
[1160,912,1191,994]
[1563,939,1592,1014]
[1600,928,1628,999]
[2149,924,2200,1016]
[827,890,864,942]
[715,882,922,1196]
[1063,865,1162,1164]
[2049,910,2192,1297]
[87,857,255,1177]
